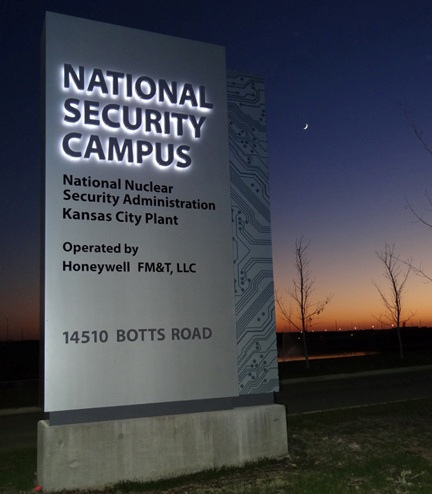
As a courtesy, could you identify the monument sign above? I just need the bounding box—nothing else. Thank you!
[43,12,238,413]
[40,13,286,492]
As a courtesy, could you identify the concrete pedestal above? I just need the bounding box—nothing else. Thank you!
[38,404,288,492]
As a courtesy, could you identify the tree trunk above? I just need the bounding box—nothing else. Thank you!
[396,327,404,359]
[301,330,310,369]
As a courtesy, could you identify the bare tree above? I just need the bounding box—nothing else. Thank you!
[403,109,432,280]
[404,192,432,282]
[277,237,332,368]
[374,243,413,359]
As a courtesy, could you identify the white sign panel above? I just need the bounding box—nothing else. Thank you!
[44,13,238,412]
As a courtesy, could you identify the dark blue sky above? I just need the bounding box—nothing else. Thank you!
[2,0,432,338]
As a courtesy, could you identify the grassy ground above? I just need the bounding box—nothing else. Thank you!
[3,398,432,493]
[0,448,37,493]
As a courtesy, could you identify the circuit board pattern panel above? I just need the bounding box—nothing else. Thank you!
[227,70,279,395]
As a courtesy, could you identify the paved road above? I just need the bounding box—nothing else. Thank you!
[276,365,432,414]
[2,366,432,450]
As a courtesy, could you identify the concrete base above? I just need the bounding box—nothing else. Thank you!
[38,404,288,492]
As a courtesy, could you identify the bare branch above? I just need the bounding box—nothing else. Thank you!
[406,192,432,229]
[406,261,432,283]
[404,109,432,156]
[275,291,302,332]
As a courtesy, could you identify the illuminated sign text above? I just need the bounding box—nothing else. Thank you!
[61,64,214,169]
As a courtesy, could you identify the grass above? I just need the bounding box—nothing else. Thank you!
[0,448,37,493]
[3,398,432,493]
[285,398,432,493]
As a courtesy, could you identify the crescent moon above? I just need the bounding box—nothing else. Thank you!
[303,123,309,130]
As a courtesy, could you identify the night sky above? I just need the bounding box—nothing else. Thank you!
[2,0,432,339]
